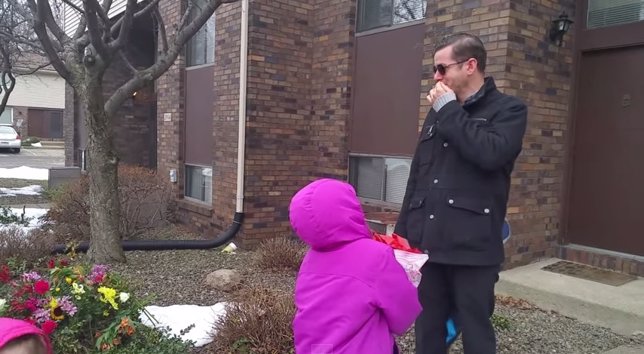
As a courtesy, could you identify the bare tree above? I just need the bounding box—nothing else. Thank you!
[0,0,31,116]
[9,0,238,263]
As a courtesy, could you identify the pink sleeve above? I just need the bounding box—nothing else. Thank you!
[374,249,422,335]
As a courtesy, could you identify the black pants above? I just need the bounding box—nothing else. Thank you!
[415,262,499,354]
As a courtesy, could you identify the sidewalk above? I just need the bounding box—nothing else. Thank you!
[497,258,644,339]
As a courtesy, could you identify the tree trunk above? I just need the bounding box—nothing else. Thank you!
[83,75,126,264]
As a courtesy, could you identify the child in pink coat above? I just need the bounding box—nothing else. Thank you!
[290,179,422,354]
[0,317,53,354]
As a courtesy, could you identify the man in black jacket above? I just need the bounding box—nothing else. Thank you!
[395,33,527,354]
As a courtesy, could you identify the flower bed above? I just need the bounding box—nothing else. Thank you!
[0,257,191,353]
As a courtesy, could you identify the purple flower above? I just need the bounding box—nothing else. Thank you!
[21,272,42,282]
[58,296,78,317]
[32,308,50,324]
[89,265,109,284]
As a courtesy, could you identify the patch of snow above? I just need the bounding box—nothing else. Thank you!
[0,185,44,197]
[0,208,48,234]
[31,142,43,147]
[0,166,49,180]
[140,303,227,347]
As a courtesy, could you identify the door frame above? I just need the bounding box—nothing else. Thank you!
[561,0,644,246]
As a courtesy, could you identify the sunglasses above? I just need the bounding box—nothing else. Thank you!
[433,59,469,75]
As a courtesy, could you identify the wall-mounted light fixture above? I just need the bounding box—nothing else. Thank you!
[549,11,574,46]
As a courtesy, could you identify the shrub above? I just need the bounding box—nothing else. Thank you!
[0,227,54,267]
[210,286,296,354]
[0,257,192,354]
[21,136,40,146]
[45,165,176,243]
[253,237,307,272]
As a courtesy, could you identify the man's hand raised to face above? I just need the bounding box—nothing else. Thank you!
[427,82,454,106]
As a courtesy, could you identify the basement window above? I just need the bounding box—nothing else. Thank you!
[185,165,212,204]
[348,155,411,204]
[357,0,427,32]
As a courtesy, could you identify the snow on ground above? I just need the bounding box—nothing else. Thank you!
[0,185,44,197]
[0,208,48,234]
[140,303,228,347]
[0,166,49,180]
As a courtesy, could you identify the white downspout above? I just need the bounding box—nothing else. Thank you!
[236,0,249,214]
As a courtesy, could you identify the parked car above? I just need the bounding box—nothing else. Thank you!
[0,126,21,153]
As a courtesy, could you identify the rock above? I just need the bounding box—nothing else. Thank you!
[204,269,241,292]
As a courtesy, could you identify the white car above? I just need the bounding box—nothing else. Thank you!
[0,125,21,153]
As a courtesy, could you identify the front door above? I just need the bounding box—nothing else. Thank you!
[567,45,644,256]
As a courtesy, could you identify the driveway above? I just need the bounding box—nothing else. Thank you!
[0,148,65,169]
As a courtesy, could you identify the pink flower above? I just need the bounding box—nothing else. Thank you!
[21,272,41,282]
[34,280,50,295]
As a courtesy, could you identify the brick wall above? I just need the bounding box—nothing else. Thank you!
[422,0,575,268]
[309,0,356,179]
[156,0,186,200]
[238,0,316,246]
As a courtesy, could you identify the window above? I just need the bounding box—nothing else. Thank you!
[587,0,644,29]
[357,0,426,32]
[185,165,212,204]
[348,155,411,204]
[0,107,13,125]
[186,5,216,67]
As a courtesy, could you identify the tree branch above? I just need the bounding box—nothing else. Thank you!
[40,0,70,43]
[118,50,137,74]
[104,0,238,118]
[109,0,161,39]
[82,0,112,61]
[109,0,137,50]
[26,0,71,81]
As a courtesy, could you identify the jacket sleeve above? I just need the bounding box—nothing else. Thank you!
[394,112,427,237]
[374,249,422,335]
[436,97,527,171]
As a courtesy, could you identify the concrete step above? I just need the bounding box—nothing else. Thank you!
[497,258,644,337]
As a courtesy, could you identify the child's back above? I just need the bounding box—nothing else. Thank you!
[290,179,421,354]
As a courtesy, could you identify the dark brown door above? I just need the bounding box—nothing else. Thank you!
[27,109,63,139]
[567,45,644,256]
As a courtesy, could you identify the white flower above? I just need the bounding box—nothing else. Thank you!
[119,292,130,303]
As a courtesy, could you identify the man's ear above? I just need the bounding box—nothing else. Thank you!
[467,58,478,75]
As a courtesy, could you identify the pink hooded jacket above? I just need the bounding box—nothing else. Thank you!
[290,179,421,354]
[0,317,53,353]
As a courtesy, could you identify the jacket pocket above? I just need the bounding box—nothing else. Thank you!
[442,196,492,251]
[405,197,426,245]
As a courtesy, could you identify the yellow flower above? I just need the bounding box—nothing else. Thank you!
[103,310,110,317]
[49,298,64,320]
[97,287,119,310]
[65,277,72,284]
[55,287,60,292]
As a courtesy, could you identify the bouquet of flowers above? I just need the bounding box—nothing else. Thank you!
[372,232,428,287]
[0,258,149,352]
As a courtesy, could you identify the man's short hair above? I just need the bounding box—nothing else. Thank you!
[434,33,487,73]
